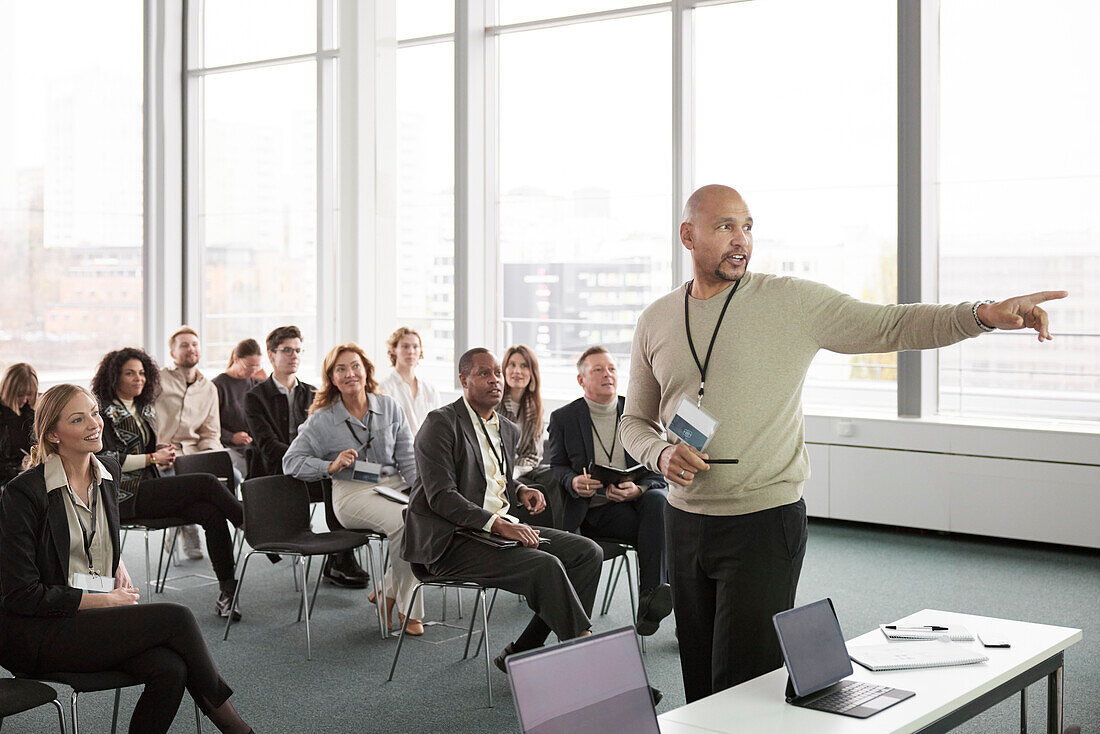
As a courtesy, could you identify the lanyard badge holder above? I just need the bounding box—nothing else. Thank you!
[675,279,741,464]
[337,414,383,483]
[71,483,113,593]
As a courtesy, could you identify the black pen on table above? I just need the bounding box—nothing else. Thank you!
[885,625,949,631]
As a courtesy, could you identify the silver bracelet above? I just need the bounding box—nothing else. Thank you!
[972,300,996,332]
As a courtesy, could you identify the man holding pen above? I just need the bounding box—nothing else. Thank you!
[620,184,1068,702]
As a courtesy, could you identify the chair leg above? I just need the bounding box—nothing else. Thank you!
[195,700,203,733]
[110,688,121,734]
[442,585,448,621]
[462,589,482,660]
[599,555,620,615]
[300,556,313,660]
[296,556,312,623]
[224,551,257,640]
[363,542,386,640]
[388,583,426,681]
[473,587,500,658]
[51,699,65,734]
[142,529,151,591]
[624,551,645,653]
[70,691,79,734]
[479,588,493,708]
[309,555,325,616]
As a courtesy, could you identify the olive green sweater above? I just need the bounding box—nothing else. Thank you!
[621,271,986,517]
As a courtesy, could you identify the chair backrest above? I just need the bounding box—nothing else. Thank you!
[239,475,312,548]
[174,450,237,495]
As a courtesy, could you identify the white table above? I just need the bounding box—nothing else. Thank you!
[658,609,1082,734]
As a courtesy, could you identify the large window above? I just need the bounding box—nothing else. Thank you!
[0,1,143,379]
[937,0,1100,421]
[396,8,455,388]
[495,11,673,396]
[694,0,898,413]
[187,0,335,377]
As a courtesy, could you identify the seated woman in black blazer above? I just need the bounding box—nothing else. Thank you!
[91,347,246,619]
[0,384,254,734]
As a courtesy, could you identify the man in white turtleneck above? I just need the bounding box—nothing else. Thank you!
[545,346,672,636]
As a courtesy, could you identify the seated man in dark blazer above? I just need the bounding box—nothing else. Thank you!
[244,325,368,588]
[402,348,605,671]
[547,345,672,636]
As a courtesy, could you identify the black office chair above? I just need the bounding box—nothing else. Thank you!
[0,677,64,732]
[387,563,497,708]
[320,478,389,639]
[224,475,374,659]
[173,450,237,496]
[13,670,201,734]
[594,539,646,652]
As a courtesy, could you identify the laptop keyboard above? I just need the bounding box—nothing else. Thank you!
[805,682,892,713]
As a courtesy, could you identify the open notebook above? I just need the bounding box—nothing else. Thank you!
[849,639,988,672]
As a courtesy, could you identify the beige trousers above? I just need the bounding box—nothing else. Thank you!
[331,478,424,620]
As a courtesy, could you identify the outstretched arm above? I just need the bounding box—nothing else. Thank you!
[976,291,1068,342]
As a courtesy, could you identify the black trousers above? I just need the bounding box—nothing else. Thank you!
[578,487,668,591]
[666,499,807,703]
[123,473,243,588]
[0,603,233,734]
[425,528,603,644]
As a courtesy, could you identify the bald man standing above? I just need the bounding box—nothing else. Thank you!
[620,184,1068,702]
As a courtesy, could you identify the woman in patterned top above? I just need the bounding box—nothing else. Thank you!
[91,347,246,620]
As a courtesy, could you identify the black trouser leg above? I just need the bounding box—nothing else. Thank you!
[666,500,807,703]
[23,603,233,734]
[128,474,242,586]
[580,487,669,591]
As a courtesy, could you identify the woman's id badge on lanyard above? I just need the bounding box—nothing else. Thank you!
[73,572,113,593]
[669,396,720,452]
[351,460,383,484]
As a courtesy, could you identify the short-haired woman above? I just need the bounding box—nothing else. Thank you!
[0,362,38,485]
[91,347,246,620]
[213,338,266,478]
[378,326,441,435]
[283,343,425,634]
[0,384,254,734]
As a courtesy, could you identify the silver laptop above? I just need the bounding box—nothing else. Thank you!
[506,627,660,734]
[773,598,915,718]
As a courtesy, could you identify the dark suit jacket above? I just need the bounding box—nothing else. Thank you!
[0,456,123,618]
[245,376,317,478]
[546,396,666,532]
[402,398,524,565]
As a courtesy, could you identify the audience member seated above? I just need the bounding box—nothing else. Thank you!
[0,363,38,486]
[0,384,254,734]
[213,338,265,479]
[91,348,247,620]
[401,348,603,671]
[378,326,440,436]
[245,325,368,589]
[155,326,224,561]
[283,343,425,633]
[547,346,672,636]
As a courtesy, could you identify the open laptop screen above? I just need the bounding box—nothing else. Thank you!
[773,598,854,698]
[507,627,659,734]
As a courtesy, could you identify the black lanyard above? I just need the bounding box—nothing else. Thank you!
[684,278,741,406]
[345,411,374,453]
[70,481,100,575]
[589,412,620,463]
[475,412,505,472]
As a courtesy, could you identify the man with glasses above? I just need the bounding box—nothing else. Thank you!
[245,325,369,587]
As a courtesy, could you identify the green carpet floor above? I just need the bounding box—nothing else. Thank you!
[5,519,1097,733]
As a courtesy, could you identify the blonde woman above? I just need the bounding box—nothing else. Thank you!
[0,363,38,485]
[283,343,425,635]
[379,326,440,435]
[0,385,253,734]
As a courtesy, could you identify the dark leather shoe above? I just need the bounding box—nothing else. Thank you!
[493,643,516,673]
[636,583,673,636]
[216,590,242,621]
[322,556,369,588]
[650,686,663,707]
[332,551,370,582]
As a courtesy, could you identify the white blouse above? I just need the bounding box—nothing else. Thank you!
[378,371,441,436]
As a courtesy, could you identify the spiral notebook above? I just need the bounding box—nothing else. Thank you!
[879,624,973,641]
[849,639,988,672]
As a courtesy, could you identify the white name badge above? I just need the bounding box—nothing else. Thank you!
[351,460,383,484]
[668,396,721,452]
[73,573,114,593]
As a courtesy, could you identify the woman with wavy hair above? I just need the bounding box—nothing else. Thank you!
[498,345,545,476]
[91,347,246,620]
[0,384,254,734]
[0,362,38,485]
[283,342,424,634]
